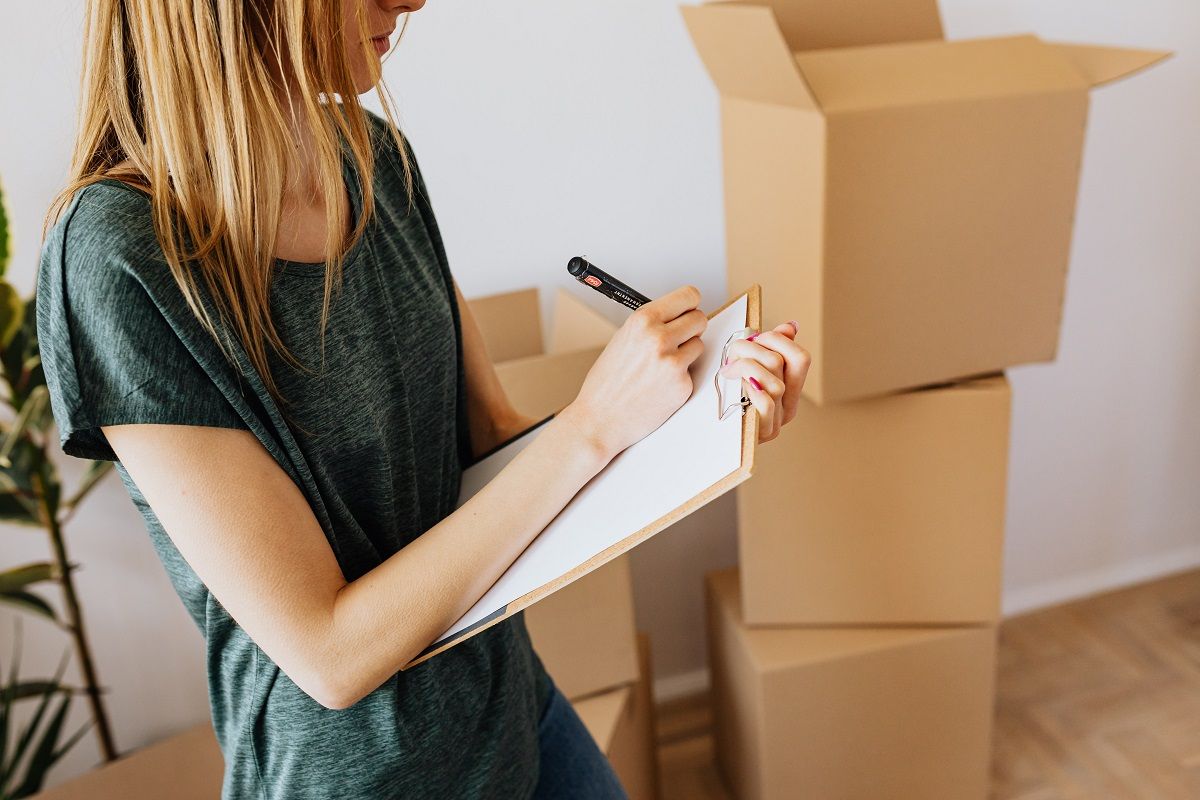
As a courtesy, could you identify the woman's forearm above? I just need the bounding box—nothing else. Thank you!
[322,402,611,708]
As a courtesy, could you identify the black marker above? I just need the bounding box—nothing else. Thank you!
[567,256,652,311]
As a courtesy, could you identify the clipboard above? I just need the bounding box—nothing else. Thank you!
[405,283,762,668]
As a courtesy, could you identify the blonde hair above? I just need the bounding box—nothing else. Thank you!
[44,0,411,414]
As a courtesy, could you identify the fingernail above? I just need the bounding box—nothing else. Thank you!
[788,320,799,330]
[723,356,730,366]
[747,332,760,342]
[749,377,763,391]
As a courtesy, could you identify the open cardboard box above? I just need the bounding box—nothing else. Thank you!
[465,285,618,419]
[682,0,1170,404]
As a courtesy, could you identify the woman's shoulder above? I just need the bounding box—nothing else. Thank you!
[38,178,177,334]
[43,179,161,273]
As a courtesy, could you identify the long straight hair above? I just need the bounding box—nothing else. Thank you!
[44,0,412,413]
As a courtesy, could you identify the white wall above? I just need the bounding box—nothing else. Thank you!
[1,0,1196,787]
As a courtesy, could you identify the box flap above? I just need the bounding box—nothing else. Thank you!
[681,3,817,109]
[717,0,944,52]
[1048,42,1172,88]
[795,35,1088,114]
[465,287,543,362]
[548,287,619,354]
[495,346,606,419]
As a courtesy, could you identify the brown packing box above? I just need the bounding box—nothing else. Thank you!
[465,285,618,419]
[706,568,997,800]
[739,374,1011,625]
[572,632,662,800]
[682,0,1170,403]
[29,723,222,800]
[466,286,641,699]
[525,554,640,700]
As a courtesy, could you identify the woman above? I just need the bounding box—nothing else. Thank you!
[36,1,809,797]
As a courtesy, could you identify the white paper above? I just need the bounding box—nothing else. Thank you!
[433,294,749,646]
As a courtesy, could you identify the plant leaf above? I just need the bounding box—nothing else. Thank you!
[10,689,73,797]
[5,683,73,702]
[1,298,35,402]
[0,590,58,625]
[0,283,21,351]
[49,717,95,771]
[64,460,113,510]
[0,563,57,594]
[0,648,70,797]
[0,492,41,527]
[0,177,9,277]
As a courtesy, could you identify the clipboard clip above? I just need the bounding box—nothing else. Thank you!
[715,327,755,421]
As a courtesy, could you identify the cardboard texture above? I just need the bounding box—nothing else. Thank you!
[738,374,1011,625]
[29,723,222,800]
[466,286,618,420]
[682,0,1170,403]
[706,568,997,800]
[525,554,640,701]
[572,633,661,800]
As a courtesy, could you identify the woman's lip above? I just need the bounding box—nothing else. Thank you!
[371,35,389,56]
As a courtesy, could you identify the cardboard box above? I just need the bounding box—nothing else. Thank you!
[738,374,1010,625]
[30,723,222,800]
[526,555,640,700]
[706,568,996,800]
[682,0,1169,403]
[573,632,661,800]
[465,286,618,419]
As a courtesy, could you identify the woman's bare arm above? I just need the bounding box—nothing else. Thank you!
[103,285,708,711]
[104,406,608,711]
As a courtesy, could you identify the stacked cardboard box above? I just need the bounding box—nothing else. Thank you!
[572,633,663,800]
[682,1,1168,797]
[467,287,661,798]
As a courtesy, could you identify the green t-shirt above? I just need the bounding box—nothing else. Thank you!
[36,110,552,799]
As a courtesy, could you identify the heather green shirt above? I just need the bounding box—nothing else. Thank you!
[36,110,551,799]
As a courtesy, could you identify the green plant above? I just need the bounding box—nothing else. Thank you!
[1,619,94,800]
[0,176,118,781]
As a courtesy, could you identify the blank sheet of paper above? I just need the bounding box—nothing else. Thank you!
[431,293,750,647]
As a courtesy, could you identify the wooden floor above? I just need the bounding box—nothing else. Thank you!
[654,568,1200,800]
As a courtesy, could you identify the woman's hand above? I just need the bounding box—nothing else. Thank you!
[565,285,708,461]
[717,320,811,444]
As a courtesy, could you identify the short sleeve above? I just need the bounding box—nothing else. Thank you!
[36,183,251,462]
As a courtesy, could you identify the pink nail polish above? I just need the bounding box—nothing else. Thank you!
[723,356,730,366]
[747,332,760,342]
[749,377,763,391]
[788,320,799,330]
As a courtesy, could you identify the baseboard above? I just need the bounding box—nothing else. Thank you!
[652,550,1200,704]
[1001,544,1200,617]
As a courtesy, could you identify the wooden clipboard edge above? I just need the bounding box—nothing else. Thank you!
[404,284,762,670]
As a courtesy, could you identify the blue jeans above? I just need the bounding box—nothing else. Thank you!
[531,682,629,799]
